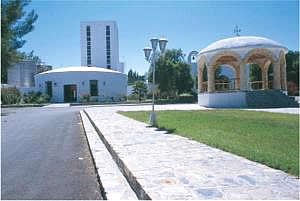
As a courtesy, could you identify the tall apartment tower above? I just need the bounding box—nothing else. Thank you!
[80,21,123,72]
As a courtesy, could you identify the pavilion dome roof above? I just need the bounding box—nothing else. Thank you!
[199,36,288,55]
[38,66,122,75]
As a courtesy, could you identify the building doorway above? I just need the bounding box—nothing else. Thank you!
[64,84,77,102]
[45,81,52,97]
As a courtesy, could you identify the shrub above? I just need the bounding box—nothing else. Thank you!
[127,94,139,101]
[79,93,91,103]
[23,91,50,104]
[1,87,21,105]
[36,94,50,104]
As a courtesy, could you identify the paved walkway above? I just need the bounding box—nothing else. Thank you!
[80,111,138,200]
[84,104,299,200]
[43,103,70,107]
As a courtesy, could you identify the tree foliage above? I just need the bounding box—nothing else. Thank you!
[20,50,42,64]
[286,51,299,86]
[132,80,147,102]
[250,64,262,81]
[148,49,193,97]
[127,69,145,85]
[1,0,38,83]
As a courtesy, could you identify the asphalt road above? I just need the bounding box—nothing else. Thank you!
[1,106,103,199]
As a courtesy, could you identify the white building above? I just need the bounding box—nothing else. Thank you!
[35,67,127,103]
[10,21,127,103]
[80,21,124,72]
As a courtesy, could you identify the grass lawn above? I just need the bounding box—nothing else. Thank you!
[119,110,299,176]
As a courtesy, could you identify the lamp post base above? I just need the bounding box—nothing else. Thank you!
[149,111,157,126]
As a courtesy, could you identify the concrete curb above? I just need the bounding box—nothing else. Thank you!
[72,103,152,107]
[83,109,151,200]
[1,104,48,108]
[80,111,138,200]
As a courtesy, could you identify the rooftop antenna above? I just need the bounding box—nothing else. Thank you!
[234,25,241,36]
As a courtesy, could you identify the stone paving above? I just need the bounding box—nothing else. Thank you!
[80,111,138,200]
[43,103,70,107]
[84,104,299,200]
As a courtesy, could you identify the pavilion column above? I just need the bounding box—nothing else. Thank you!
[207,65,215,93]
[262,69,268,89]
[273,61,281,90]
[198,68,203,93]
[239,63,247,90]
[281,58,287,91]
[262,61,270,89]
[235,67,240,90]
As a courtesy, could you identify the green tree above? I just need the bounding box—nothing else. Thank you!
[127,69,145,85]
[1,0,38,83]
[21,50,42,63]
[132,80,147,102]
[174,62,193,94]
[154,56,176,97]
[149,49,194,97]
[286,51,299,86]
[249,64,262,81]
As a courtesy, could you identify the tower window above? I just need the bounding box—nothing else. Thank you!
[86,25,91,66]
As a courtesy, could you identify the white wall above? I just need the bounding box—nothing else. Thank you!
[80,21,120,71]
[198,91,247,108]
[35,71,127,103]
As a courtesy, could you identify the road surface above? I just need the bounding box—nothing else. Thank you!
[1,106,103,199]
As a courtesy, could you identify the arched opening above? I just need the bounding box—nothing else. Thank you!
[209,52,241,92]
[243,48,276,90]
[249,64,262,90]
[214,65,237,92]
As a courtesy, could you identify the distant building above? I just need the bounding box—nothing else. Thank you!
[7,61,53,88]
[7,60,37,87]
[80,21,124,73]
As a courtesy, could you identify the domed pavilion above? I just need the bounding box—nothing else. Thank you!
[196,36,295,108]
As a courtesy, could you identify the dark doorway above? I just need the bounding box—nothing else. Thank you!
[45,81,52,97]
[64,85,77,102]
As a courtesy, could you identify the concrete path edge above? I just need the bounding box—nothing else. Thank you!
[83,110,151,200]
[80,111,139,200]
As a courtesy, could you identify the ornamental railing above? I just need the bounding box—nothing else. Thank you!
[248,81,263,90]
[200,79,274,93]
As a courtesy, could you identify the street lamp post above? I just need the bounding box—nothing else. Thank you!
[143,37,168,126]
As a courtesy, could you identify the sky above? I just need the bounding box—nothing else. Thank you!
[20,0,299,75]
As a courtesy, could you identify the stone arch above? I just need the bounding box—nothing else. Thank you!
[209,50,242,68]
[242,48,277,64]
